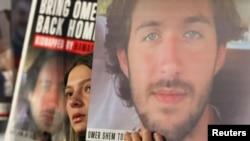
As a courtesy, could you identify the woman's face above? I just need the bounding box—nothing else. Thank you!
[65,65,92,134]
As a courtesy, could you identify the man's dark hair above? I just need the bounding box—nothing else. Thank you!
[64,53,93,86]
[104,0,247,107]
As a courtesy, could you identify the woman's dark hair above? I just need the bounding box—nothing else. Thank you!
[64,53,93,86]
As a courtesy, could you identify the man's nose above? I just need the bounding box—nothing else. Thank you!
[158,34,181,75]
[46,89,60,109]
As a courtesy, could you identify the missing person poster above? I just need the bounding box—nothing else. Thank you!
[87,0,250,141]
[4,0,97,141]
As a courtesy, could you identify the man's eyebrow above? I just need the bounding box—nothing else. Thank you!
[135,15,211,32]
[136,21,162,32]
[39,80,51,84]
[184,15,211,25]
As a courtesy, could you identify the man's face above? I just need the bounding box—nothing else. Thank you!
[117,0,226,140]
[29,58,66,133]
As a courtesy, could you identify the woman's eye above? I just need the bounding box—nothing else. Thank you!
[65,92,73,98]
[144,33,159,41]
[84,86,91,93]
[184,31,202,39]
[86,86,91,92]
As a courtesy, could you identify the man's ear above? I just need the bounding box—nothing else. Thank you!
[214,44,227,75]
[117,49,129,77]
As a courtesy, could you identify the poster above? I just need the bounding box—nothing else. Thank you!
[87,0,250,141]
[4,0,97,140]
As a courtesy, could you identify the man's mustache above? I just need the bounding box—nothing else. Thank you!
[41,109,64,120]
[147,78,195,94]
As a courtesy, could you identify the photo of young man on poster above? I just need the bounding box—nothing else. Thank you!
[9,49,75,141]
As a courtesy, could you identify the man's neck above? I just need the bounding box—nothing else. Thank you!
[184,105,217,141]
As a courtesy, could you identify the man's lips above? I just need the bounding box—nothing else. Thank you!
[153,88,186,104]
[43,113,54,122]
[72,113,85,123]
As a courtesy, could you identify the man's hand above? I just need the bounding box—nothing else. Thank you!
[125,128,164,141]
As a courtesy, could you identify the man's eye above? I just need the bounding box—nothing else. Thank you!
[144,33,159,41]
[41,84,50,91]
[184,31,202,39]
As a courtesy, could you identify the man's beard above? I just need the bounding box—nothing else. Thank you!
[31,108,64,134]
[130,78,212,141]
